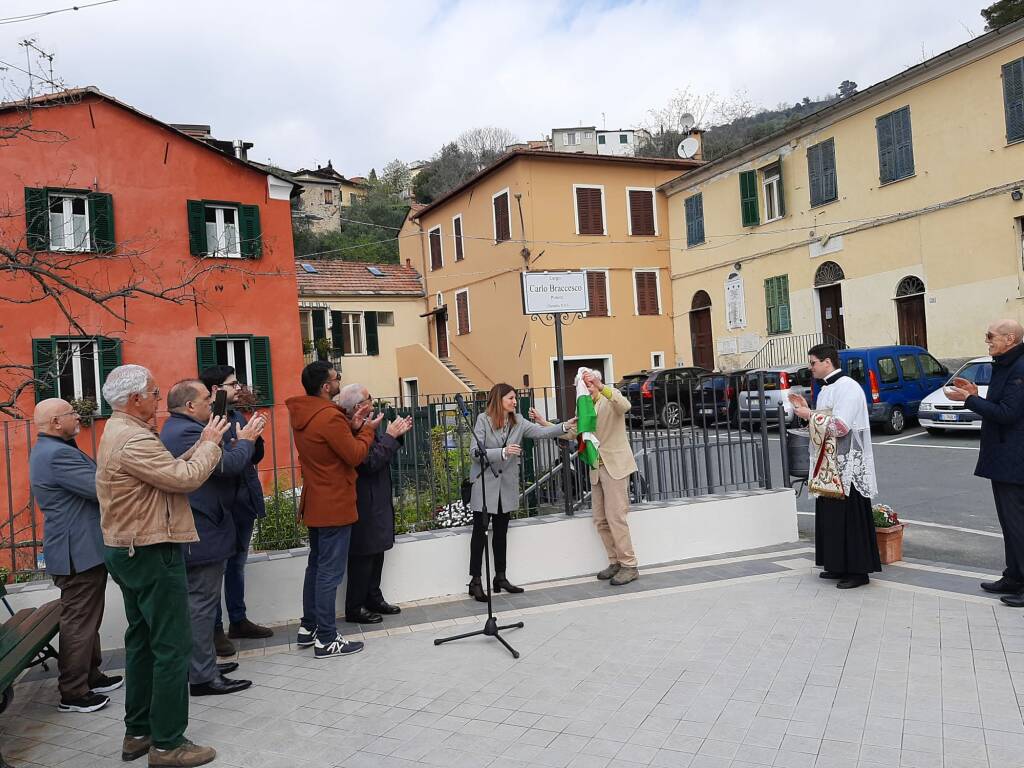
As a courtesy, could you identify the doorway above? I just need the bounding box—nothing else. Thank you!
[551,357,609,419]
[689,290,714,370]
[895,276,927,348]
[435,308,449,358]
[814,261,846,346]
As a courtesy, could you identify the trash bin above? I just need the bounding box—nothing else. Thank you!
[787,428,809,485]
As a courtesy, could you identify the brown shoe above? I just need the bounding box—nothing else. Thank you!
[148,739,216,767]
[596,563,621,580]
[122,734,151,761]
[227,619,274,639]
[213,627,235,657]
[610,566,639,586]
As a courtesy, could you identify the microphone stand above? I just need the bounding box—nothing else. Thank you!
[434,406,524,659]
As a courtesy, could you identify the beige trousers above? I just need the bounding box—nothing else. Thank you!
[590,465,637,568]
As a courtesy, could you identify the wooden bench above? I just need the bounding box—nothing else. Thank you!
[0,582,60,768]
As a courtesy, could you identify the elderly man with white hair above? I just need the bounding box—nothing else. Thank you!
[336,384,413,624]
[95,364,229,768]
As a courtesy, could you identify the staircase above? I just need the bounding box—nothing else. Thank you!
[744,332,846,369]
[441,357,477,391]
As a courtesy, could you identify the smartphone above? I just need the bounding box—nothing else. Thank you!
[212,389,228,418]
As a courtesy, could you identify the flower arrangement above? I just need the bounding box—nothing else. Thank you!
[69,397,98,425]
[433,500,474,529]
[872,504,900,528]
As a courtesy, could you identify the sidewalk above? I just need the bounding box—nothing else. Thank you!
[4,544,1024,768]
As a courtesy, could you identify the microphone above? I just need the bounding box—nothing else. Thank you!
[454,393,471,419]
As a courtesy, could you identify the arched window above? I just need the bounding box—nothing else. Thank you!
[814,261,845,287]
[895,276,925,297]
[691,290,712,310]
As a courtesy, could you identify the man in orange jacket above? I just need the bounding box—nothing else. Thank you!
[286,361,381,659]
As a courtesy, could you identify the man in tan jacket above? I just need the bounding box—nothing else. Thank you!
[96,365,228,768]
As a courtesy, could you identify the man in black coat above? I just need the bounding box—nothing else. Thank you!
[161,379,264,696]
[336,384,413,624]
[948,319,1024,604]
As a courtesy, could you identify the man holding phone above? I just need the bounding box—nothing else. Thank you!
[200,366,274,657]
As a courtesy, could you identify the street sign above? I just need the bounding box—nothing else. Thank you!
[521,271,589,315]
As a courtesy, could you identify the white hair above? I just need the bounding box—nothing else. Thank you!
[590,368,604,382]
[101,364,152,408]
[337,383,366,414]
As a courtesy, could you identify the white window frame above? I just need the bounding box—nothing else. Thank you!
[548,354,614,391]
[762,169,782,223]
[565,131,578,146]
[625,187,659,236]
[54,339,101,408]
[632,268,662,316]
[452,213,464,261]
[376,311,395,326]
[491,188,510,243]
[338,312,367,356]
[48,192,91,252]
[436,291,443,308]
[455,288,471,335]
[572,183,607,236]
[428,225,444,271]
[619,133,629,144]
[215,338,253,385]
[298,310,312,344]
[584,268,612,316]
[651,351,665,369]
[402,377,419,408]
[205,204,241,258]
[584,131,594,140]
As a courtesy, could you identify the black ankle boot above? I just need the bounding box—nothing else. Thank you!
[468,577,487,602]
[493,573,524,594]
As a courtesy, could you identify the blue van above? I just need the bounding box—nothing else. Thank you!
[831,346,949,434]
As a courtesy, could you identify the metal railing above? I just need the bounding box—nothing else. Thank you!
[745,332,846,369]
[1,376,781,581]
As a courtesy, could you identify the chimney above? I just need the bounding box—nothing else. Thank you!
[686,128,705,161]
[232,140,247,161]
[405,258,412,268]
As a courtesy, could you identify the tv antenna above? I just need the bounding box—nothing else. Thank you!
[677,137,700,159]
[678,112,695,132]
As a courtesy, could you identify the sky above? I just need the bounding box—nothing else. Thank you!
[0,0,994,176]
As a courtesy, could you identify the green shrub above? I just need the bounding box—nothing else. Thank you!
[253,486,307,551]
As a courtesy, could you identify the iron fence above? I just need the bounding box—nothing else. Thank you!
[1,375,782,582]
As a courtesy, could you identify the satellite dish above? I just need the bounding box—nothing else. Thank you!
[677,137,700,159]
[678,112,695,132]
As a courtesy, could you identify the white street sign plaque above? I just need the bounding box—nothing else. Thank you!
[521,271,590,314]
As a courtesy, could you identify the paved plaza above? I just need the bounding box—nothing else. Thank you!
[5,544,1024,768]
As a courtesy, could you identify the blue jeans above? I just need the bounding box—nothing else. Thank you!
[300,525,351,642]
[215,516,254,629]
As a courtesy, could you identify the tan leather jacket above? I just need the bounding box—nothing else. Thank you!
[96,411,222,551]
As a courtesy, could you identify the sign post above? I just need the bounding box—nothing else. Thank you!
[521,271,589,517]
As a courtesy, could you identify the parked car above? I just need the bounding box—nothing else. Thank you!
[736,365,814,427]
[835,345,949,434]
[918,356,991,434]
[620,366,711,428]
[693,369,754,426]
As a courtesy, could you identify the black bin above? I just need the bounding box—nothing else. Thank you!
[787,428,809,483]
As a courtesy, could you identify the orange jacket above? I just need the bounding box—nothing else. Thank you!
[285,395,374,528]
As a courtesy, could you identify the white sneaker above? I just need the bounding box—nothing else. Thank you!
[314,634,364,659]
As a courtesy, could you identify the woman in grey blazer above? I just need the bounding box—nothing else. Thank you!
[467,383,574,601]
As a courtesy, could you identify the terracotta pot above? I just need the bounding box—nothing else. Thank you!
[876,523,905,564]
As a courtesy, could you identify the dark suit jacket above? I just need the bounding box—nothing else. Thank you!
[227,409,266,523]
[351,433,401,556]
[28,434,103,576]
[966,343,1024,485]
[160,412,254,566]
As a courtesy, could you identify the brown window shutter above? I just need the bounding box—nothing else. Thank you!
[636,272,659,315]
[494,193,510,242]
[629,190,655,236]
[576,187,604,235]
[429,228,442,270]
[454,217,464,260]
[586,271,608,317]
[456,291,470,334]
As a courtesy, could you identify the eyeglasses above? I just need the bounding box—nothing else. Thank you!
[141,389,161,400]
[222,381,242,389]
[55,411,79,420]
[985,333,1007,341]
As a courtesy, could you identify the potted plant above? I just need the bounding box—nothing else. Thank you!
[873,504,905,564]
[302,339,314,355]
[69,397,98,425]
[314,337,332,361]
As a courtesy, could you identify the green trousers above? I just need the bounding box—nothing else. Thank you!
[104,543,192,750]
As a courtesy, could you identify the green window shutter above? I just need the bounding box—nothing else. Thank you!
[25,188,49,251]
[778,275,791,332]
[821,139,837,203]
[86,192,115,253]
[31,338,57,402]
[187,200,207,256]
[239,204,262,259]
[196,337,217,373]
[312,311,327,342]
[764,276,791,334]
[330,310,345,355]
[96,337,122,416]
[893,107,914,179]
[765,278,777,334]
[1004,58,1024,143]
[685,193,705,246]
[775,157,786,217]
[365,311,379,356]
[739,170,759,227]
[807,144,823,206]
[877,112,896,183]
[250,336,273,406]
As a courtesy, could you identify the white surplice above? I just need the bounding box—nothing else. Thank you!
[811,373,877,499]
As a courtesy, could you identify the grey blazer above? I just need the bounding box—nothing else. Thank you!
[28,434,104,576]
[470,413,565,514]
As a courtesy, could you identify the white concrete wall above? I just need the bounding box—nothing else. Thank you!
[6,490,797,650]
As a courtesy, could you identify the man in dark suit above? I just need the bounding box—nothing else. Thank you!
[199,365,273,658]
[948,319,1024,604]
[29,399,123,713]
[160,380,264,696]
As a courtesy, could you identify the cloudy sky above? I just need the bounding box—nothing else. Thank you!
[0,0,992,175]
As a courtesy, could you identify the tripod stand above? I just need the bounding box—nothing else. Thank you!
[434,404,523,659]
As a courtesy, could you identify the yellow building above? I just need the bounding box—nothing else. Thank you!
[295,260,429,399]
[397,150,699,410]
[663,19,1024,370]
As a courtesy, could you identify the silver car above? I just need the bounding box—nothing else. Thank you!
[736,365,814,427]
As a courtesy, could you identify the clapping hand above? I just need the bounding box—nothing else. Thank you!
[238,414,266,441]
[386,415,414,438]
[788,393,811,421]
[200,415,231,445]
[350,401,374,430]
[945,377,977,402]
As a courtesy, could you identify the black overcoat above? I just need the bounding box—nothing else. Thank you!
[349,433,401,556]
[966,343,1024,485]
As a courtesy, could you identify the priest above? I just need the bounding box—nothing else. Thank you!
[788,344,881,588]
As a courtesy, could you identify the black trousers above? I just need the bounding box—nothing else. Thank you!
[345,551,386,615]
[992,481,1024,583]
[469,503,510,578]
[815,486,881,576]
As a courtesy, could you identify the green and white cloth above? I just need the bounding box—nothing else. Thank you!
[575,368,600,469]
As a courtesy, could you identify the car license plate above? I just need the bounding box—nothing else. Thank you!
[939,413,959,422]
